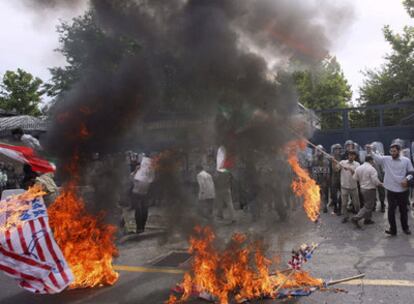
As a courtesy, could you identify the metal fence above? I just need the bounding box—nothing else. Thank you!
[313,102,414,131]
[311,102,414,149]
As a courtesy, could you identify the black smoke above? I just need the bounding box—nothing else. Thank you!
[40,0,352,233]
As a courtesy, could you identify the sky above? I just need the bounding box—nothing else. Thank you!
[0,0,412,104]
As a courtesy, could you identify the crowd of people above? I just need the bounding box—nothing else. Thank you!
[93,138,414,237]
[310,139,414,236]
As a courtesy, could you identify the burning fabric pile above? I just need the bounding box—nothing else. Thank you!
[0,182,119,293]
[166,226,322,304]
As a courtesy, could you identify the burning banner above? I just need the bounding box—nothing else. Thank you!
[0,186,74,293]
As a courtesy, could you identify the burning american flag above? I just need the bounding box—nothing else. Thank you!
[0,187,74,293]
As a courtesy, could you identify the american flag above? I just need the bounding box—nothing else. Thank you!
[0,195,73,294]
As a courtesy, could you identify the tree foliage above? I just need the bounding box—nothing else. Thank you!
[292,56,352,110]
[359,0,414,105]
[0,69,43,116]
[44,10,140,100]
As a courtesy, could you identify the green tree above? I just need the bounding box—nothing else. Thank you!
[360,0,414,105]
[292,56,352,110]
[291,56,352,129]
[0,69,44,116]
[44,10,140,100]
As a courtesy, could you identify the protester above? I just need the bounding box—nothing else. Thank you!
[373,143,414,236]
[310,145,330,213]
[351,156,383,228]
[330,144,342,215]
[130,158,152,233]
[196,165,215,219]
[337,150,360,223]
[365,144,386,212]
[215,169,236,223]
[11,128,43,151]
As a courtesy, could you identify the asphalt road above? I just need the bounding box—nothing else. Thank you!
[1,206,414,304]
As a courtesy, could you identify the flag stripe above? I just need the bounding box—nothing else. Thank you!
[0,246,52,271]
[17,225,29,255]
[5,230,14,252]
[28,220,61,290]
[0,263,44,283]
[38,217,70,284]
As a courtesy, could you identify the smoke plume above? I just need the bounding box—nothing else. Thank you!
[43,0,353,234]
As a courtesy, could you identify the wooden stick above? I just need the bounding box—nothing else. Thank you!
[273,269,296,295]
[326,273,366,286]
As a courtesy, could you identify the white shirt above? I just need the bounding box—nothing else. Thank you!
[353,162,381,190]
[373,154,414,192]
[197,170,215,200]
[337,160,360,189]
[21,134,42,151]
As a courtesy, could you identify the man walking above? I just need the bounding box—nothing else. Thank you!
[373,143,414,236]
[351,156,383,228]
[196,165,216,219]
[337,150,360,223]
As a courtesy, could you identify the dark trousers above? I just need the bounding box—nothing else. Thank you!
[131,193,149,232]
[354,189,376,221]
[358,183,364,208]
[320,184,329,209]
[387,190,410,233]
[330,182,341,213]
[377,186,385,209]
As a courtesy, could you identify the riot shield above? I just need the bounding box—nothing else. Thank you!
[371,142,384,155]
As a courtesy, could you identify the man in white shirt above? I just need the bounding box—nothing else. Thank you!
[196,165,215,219]
[373,143,414,236]
[12,128,43,151]
[337,150,360,223]
[351,156,383,228]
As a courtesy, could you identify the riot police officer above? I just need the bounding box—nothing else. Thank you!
[311,145,331,213]
[330,143,342,215]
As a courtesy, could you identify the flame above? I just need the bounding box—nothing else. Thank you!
[48,183,119,289]
[285,139,321,222]
[167,226,322,304]
[0,185,46,233]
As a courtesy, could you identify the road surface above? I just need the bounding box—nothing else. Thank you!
[1,206,414,304]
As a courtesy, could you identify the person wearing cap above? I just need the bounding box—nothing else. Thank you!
[351,156,383,228]
[373,143,414,236]
[336,150,360,223]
